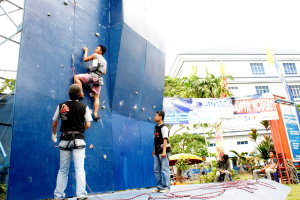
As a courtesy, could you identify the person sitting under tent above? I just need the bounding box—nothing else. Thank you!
[214,154,232,182]
[253,150,278,180]
[74,45,107,121]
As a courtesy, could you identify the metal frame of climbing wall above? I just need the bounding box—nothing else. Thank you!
[6,0,165,199]
[0,0,23,79]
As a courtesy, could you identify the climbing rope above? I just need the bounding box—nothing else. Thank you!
[286,159,300,184]
[88,180,276,200]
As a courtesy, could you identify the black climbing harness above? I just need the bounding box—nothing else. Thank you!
[89,71,104,88]
[59,131,85,151]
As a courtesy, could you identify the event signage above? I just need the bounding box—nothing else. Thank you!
[280,104,300,161]
[232,93,279,122]
[163,93,278,124]
[163,97,233,124]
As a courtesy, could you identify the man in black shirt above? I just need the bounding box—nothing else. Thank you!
[52,84,92,200]
[214,154,231,182]
[152,111,171,193]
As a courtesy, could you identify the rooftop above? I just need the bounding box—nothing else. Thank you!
[179,47,300,56]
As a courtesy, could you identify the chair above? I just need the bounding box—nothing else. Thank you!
[263,171,279,183]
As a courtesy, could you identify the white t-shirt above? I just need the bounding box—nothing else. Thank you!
[161,126,169,139]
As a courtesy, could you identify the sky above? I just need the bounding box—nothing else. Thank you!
[1,0,300,78]
[161,0,300,74]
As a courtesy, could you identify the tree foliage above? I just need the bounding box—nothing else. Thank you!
[248,128,258,143]
[169,132,208,157]
[260,120,270,133]
[255,135,274,160]
[165,69,234,160]
[0,78,15,93]
[164,70,234,98]
[229,150,248,165]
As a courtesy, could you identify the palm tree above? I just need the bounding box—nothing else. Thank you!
[183,70,234,98]
[256,135,274,160]
[260,120,270,133]
[248,128,258,143]
[164,76,188,97]
[164,70,234,99]
[230,150,248,173]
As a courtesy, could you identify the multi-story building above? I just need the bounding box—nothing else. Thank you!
[168,48,300,157]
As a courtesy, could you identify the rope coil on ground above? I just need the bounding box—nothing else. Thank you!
[91,180,276,200]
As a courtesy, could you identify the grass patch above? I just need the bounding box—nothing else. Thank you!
[286,184,300,200]
[235,173,253,180]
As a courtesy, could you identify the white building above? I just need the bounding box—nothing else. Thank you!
[168,48,300,157]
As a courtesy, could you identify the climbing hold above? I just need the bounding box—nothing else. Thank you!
[89,144,94,149]
[153,105,156,109]
[148,117,151,121]
[63,0,68,5]
[103,154,107,160]
[47,12,51,16]
[95,32,100,37]
[26,176,33,183]
[135,91,139,95]
[101,105,106,109]
[60,64,64,68]
[133,105,138,110]
[141,108,145,112]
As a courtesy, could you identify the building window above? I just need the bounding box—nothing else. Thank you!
[229,86,238,90]
[250,63,265,75]
[289,85,300,98]
[208,143,216,147]
[283,63,297,75]
[237,141,248,145]
[255,86,269,94]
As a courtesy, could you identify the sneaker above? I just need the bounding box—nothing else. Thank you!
[159,189,170,193]
[151,189,160,193]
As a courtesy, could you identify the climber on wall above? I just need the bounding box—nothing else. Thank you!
[74,45,107,121]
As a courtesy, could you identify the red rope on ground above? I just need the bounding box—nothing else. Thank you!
[90,180,276,200]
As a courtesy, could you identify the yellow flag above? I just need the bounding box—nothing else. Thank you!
[266,49,275,66]
[220,60,225,75]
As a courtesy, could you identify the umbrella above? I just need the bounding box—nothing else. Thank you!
[169,153,204,166]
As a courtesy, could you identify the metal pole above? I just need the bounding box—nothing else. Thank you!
[0,30,20,46]
[0,4,18,28]
[0,34,20,44]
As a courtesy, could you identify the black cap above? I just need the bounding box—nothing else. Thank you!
[69,84,81,94]
[156,110,165,120]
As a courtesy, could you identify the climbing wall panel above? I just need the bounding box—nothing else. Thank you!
[7,0,165,199]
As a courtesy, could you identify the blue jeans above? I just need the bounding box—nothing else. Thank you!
[54,139,87,199]
[154,153,170,190]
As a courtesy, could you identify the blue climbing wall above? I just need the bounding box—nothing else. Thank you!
[7,0,165,199]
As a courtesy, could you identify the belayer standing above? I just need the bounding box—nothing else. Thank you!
[152,111,171,193]
[74,45,107,121]
[52,84,93,200]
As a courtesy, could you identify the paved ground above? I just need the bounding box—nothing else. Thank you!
[66,179,290,200]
